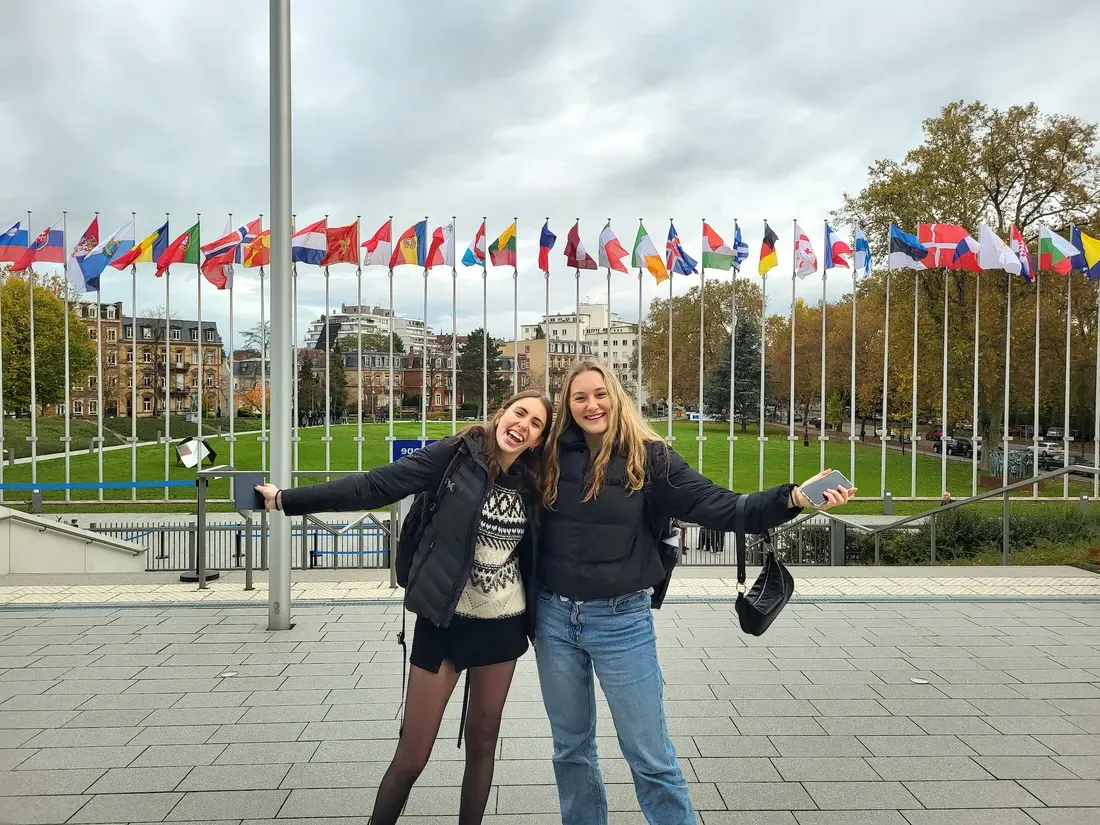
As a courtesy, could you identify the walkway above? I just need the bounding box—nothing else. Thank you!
[1,570,1099,822]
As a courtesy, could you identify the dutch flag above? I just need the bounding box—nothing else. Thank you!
[292,219,328,266]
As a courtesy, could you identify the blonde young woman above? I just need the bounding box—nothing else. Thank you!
[256,390,552,825]
[534,361,854,825]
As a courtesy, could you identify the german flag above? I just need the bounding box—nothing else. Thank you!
[758,221,778,275]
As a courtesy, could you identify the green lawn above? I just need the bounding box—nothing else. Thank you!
[3,420,1089,512]
[1,416,263,458]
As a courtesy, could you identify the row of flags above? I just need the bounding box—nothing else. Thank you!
[4,214,1099,296]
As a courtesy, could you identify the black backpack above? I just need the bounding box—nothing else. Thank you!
[394,441,465,588]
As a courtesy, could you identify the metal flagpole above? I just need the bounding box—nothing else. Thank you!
[943,269,950,496]
[1033,271,1040,497]
[972,273,980,497]
[421,215,428,444]
[513,216,519,395]
[789,218,797,484]
[323,259,331,473]
[163,212,171,501]
[1063,275,1072,498]
[482,215,488,423]
[1003,274,1012,489]
[636,218,643,413]
[910,270,919,498]
[850,265,857,489]
[666,230,673,443]
[269,0,293,631]
[260,263,267,473]
[228,213,235,468]
[291,213,299,475]
[697,218,706,472]
[62,212,71,502]
[452,215,458,435]
[196,213,203,443]
[820,264,827,473]
[759,260,768,492]
[356,233,364,469]
[26,210,37,483]
[728,252,738,490]
[130,212,138,502]
[96,271,105,503]
[881,269,891,498]
[388,267,395,441]
[606,219,612,372]
[1094,278,1099,500]
[545,217,552,396]
[0,222,4,499]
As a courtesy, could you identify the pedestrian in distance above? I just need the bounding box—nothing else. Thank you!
[255,389,553,825]
[533,360,855,825]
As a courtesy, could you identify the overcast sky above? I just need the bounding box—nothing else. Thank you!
[2,0,1097,351]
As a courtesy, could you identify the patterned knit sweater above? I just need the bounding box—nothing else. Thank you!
[455,471,528,619]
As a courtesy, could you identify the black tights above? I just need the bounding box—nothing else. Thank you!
[370,659,517,825]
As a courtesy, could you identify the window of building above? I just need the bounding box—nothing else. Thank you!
[73,400,83,415]
[142,350,153,363]
[89,400,98,415]
[106,329,117,343]
[106,306,116,320]
[175,351,184,366]
[128,376,133,388]
[88,375,97,389]
[142,326,152,339]
[205,351,217,365]
[125,349,133,363]
[191,328,198,341]
[170,328,180,341]
[87,305,97,318]
[88,327,97,340]
[143,398,152,413]
[143,376,152,388]
[107,353,117,367]
[434,393,442,406]
[124,325,133,339]
[175,399,184,410]
[205,329,215,342]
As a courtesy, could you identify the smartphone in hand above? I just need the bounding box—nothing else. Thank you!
[800,470,854,507]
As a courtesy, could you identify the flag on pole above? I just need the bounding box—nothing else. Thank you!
[320,221,360,267]
[977,224,1021,275]
[390,220,427,268]
[917,224,969,268]
[824,222,851,270]
[426,221,455,269]
[1070,227,1100,280]
[666,222,698,275]
[538,221,556,271]
[564,221,597,270]
[461,220,486,268]
[794,223,818,278]
[155,222,201,277]
[599,222,629,273]
[292,219,328,266]
[66,217,100,292]
[362,219,392,267]
[701,222,732,271]
[235,218,261,263]
[758,222,778,275]
[854,226,872,279]
[0,220,28,262]
[488,221,517,268]
[950,235,981,272]
[10,218,65,272]
[887,224,928,271]
[110,222,168,269]
[200,219,245,289]
[1009,224,1034,283]
[732,222,749,273]
[633,223,667,284]
[243,230,271,268]
[82,221,135,285]
[1037,224,1078,275]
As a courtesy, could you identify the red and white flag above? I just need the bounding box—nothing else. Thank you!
[362,219,392,267]
[794,223,817,278]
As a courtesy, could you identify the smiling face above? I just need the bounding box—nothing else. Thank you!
[493,396,549,464]
[568,369,612,439]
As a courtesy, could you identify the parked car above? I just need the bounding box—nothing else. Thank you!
[933,436,954,454]
[1046,427,1064,440]
[1039,450,1066,470]
[1038,441,1061,456]
[948,437,981,459]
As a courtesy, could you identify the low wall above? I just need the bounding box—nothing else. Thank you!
[0,508,145,575]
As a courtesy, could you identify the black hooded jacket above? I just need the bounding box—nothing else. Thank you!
[279,429,540,632]
[537,424,802,602]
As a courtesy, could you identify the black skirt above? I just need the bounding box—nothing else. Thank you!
[410,613,529,674]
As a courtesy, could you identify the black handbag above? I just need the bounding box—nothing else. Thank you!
[733,494,795,636]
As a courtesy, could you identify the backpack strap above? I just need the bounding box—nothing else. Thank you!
[397,608,408,735]
[734,494,748,590]
[456,670,471,747]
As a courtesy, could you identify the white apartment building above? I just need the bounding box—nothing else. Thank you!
[303,304,435,353]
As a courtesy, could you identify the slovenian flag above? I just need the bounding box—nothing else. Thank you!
[0,220,28,262]
[291,219,328,266]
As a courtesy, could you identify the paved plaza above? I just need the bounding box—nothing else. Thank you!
[1,575,1099,823]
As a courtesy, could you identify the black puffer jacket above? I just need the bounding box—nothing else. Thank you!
[538,424,802,602]
[279,430,540,632]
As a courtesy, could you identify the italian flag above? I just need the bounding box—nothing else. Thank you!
[1038,223,1076,275]
[632,223,668,284]
[701,222,732,271]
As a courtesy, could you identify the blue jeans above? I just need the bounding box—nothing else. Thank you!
[534,585,696,825]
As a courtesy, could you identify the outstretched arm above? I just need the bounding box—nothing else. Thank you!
[650,446,805,534]
[257,437,460,516]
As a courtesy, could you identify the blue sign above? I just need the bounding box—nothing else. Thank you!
[390,439,437,462]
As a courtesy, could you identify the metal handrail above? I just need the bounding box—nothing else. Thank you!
[746,464,1099,559]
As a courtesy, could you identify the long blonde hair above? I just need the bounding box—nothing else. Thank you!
[542,360,664,508]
